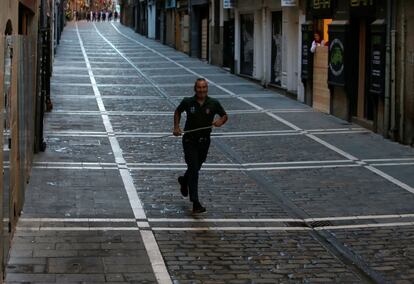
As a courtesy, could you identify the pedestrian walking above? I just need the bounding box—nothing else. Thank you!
[102,11,106,22]
[173,78,228,213]
[92,11,96,21]
[114,11,118,21]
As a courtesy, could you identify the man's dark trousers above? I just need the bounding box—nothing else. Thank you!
[182,136,210,203]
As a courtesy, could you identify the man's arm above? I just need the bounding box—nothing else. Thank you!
[212,114,228,127]
[173,109,182,136]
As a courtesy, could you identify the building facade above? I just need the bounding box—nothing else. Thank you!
[119,0,413,147]
[209,0,304,94]
[0,0,61,280]
[299,0,414,145]
[394,0,414,146]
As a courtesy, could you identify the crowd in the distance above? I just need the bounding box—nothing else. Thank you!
[73,10,119,22]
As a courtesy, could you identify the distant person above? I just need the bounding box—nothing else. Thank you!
[108,11,112,21]
[310,31,325,53]
[86,11,90,22]
[114,11,118,21]
[92,11,96,21]
[102,11,106,21]
[97,11,101,22]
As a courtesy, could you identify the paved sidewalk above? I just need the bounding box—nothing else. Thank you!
[5,21,414,283]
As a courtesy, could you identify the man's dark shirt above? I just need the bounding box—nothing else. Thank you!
[176,95,226,138]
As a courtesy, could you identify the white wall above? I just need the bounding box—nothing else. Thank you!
[297,12,306,102]
[282,7,299,92]
[253,9,262,80]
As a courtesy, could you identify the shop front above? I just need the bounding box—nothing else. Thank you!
[235,0,285,83]
[302,0,387,131]
[301,0,333,111]
[165,0,176,47]
[175,0,189,54]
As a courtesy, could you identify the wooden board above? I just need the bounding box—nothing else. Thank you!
[312,46,330,113]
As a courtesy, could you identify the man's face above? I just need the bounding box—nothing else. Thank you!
[195,80,208,99]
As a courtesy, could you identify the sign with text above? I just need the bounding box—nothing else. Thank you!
[311,0,333,18]
[223,0,235,9]
[350,0,376,16]
[281,0,298,7]
[368,23,386,95]
[301,23,314,81]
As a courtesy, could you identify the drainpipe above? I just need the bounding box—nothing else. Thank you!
[390,10,396,138]
[261,3,267,86]
[399,1,406,143]
[383,0,391,137]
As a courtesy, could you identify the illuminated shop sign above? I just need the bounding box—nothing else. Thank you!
[313,0,330,9]
[329,38,345,77]
[328,24,348,87]
[350,0,375,16]
[350,0,374,7]
[311,0,332,18]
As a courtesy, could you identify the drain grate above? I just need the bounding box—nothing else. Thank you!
[308,221,334,228]
[284,221,307,227]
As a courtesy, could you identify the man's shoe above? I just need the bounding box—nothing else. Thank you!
[193,202,206,214]
[178,176,188,197]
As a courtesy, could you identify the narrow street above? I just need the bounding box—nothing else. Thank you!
[5,21,414,283]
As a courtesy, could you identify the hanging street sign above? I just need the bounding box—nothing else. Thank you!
[223,0,235,9]
[281,0,298,7]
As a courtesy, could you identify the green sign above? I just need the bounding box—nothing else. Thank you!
[329,38,344,77]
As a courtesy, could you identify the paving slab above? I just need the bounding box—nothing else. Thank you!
[154,230,360,283]
[132,170,291,219]
[6,20,414,284]
[261,167,414,217]
[314,132,414,160]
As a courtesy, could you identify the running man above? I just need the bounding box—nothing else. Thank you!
[173,78,228,213]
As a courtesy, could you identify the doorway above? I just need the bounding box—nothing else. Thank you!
[350,17,375,124]
[190,5,209,60]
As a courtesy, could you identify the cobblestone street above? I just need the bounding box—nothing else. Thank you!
[5,21,414,283]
